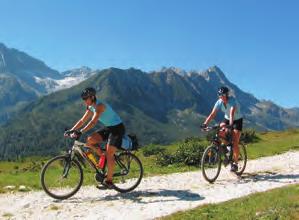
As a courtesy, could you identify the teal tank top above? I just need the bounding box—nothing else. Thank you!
[214,97,242,120]
[88,100,122,127]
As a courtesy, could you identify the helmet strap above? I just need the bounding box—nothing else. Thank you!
[91,96,97,103]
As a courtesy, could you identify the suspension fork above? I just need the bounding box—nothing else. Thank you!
[62,147,82,177]
[62,153,72,178]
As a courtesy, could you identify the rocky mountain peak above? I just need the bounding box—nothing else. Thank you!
[0,42,60,80]
[61,66,93,77]
[159,66,187,76]
[200,65,228,84]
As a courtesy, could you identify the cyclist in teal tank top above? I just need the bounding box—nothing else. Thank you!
[88,100,122,126]
[69,87,125,188]
[202,86,243,172]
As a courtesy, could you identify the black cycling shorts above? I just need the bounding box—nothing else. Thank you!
[223,118,243,131]
[96,123,125,149]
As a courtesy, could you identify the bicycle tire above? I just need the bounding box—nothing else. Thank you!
[112,152,143,193]
[235,143,247,176]
[40,155,83,200]
[201,145,222,183]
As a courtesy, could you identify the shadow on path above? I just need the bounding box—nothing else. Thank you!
[57,189,204,204]
[239,171,299,184]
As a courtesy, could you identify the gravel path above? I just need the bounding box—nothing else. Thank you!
[0,151,298,220]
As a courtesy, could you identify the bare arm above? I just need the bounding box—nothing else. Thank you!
[80,104,105,133]
[71,110,93,131]
[204,107,218,125]
[229,106,236,126]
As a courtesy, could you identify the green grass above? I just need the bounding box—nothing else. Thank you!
[159,184,299,220]
[247,129,299,159]
[140,128,299,176]
[0,129,299,192]
[48,204,61,211]
[138,143,199,176]
[2,212,14,218]
[0,159,45,191]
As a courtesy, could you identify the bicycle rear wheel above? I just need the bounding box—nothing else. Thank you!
[235,143,247,176]
[112,152,143,193]
[41,155,83,200]
[201,145,222,183]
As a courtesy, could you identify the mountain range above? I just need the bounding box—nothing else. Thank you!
[0,42,299,160]
[0,43,94,123]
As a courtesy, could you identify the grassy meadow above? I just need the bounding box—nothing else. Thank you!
[160,184,299,220]
[0,129,298,193]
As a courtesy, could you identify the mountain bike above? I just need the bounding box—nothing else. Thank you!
[201,125,247,183]
[40,132,143,200]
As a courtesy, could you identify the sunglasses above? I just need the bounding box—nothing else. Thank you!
[82,96,90,101]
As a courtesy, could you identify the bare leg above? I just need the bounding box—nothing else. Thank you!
[218,122,227,140]
[86,132,103,157]
[106,145,117,182]
[232,129,241,163]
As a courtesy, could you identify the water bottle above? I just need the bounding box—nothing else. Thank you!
[83,147,97,165]
[98,154,106,169]
[121,135,132,150]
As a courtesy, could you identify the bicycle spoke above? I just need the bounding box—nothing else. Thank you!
[236,144,247,176]
[112,152,143,193]
[41,156,83,200]
[201,146,221,183]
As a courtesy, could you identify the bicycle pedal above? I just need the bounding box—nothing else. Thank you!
[94,173,105,183]
[101,180,115,189]
[96,185,109,190]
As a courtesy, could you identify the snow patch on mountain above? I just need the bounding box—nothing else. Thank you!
[34,67,95,93]
[33,75,86,93]
[53,75,89,91]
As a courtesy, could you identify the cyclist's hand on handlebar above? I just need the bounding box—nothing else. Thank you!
[64,129,73,137]
[70,130,82,139]
[200,123,207,130]
[64,130,82,139]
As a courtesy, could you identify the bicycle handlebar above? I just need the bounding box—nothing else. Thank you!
[64,130,82,140]
[201,124,232,132]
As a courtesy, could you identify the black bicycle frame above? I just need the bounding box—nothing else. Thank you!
[63,136,133,180]
[212,131,234,164]
[113,153,130,177]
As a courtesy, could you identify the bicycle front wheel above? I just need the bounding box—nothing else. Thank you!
[112,152,143,193]
[201,145,222,183]
[235,143,247,176]
[41,155,83,200]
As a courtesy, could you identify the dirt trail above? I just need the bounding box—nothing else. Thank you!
[0,151,298,220]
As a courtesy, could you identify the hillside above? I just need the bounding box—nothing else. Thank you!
[0,43,94,124]
[0,67,299,159]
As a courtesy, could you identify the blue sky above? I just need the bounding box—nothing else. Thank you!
[0,0,298,108]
